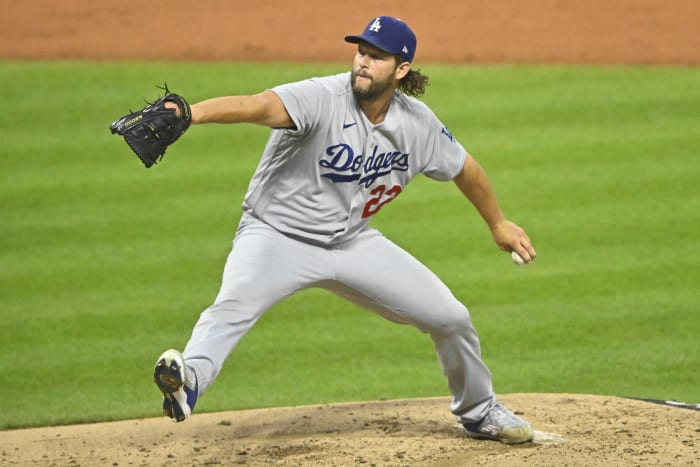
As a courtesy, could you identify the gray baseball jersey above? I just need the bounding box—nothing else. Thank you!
[242,72,467,246]
[182,72,497,425]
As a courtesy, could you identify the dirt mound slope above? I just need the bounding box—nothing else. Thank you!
[3,394,698,466]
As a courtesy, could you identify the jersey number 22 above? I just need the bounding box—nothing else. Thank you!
[362,184,403,218]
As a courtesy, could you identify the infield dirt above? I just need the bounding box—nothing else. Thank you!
[2,1,699,465]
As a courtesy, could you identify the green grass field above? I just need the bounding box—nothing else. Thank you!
[1,62,698,429]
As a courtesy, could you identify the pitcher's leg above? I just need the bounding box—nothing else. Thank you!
[183,218,333,395]
[330,229,495,423]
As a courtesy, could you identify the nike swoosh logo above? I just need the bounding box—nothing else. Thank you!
[343,122,357,129]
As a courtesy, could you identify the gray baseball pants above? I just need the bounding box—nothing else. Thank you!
[182,213,495,423]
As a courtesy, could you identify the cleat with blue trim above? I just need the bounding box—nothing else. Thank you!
[153,349,198,422]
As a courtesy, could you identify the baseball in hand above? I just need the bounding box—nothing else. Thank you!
[511,251,526,266]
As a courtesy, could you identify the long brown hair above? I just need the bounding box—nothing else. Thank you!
[398,68,429,98]
[391,54,429,98]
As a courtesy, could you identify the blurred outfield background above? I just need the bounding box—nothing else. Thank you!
[1,61,697,429]
[1,0,699,430]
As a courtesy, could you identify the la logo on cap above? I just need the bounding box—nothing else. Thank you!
[345,16,417,63]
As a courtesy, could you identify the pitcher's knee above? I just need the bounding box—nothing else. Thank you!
[204,298,264,325]
[425,303,474,337]
[213,274,283,316]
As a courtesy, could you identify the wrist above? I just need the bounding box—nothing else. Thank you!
[488,217,507,232]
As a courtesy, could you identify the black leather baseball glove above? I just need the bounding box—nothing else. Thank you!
[110,85,191,168]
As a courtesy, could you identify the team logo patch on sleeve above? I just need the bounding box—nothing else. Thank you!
[441,126,455,142]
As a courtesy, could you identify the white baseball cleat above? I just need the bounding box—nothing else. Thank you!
[462,402,534,444]
[153,349,198,422]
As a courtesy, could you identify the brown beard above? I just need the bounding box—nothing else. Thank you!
[351,70,394,101]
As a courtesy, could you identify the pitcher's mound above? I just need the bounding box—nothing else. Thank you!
[3,393,698,466]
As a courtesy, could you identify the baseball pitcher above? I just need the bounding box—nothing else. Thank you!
[110,15,537,444]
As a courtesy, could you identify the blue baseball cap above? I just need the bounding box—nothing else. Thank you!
[345,16,417,63]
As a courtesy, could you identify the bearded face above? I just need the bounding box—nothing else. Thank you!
[350,43,402,101]
[351,68,395,101]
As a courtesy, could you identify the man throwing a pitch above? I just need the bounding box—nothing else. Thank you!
[151,16,537,444]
